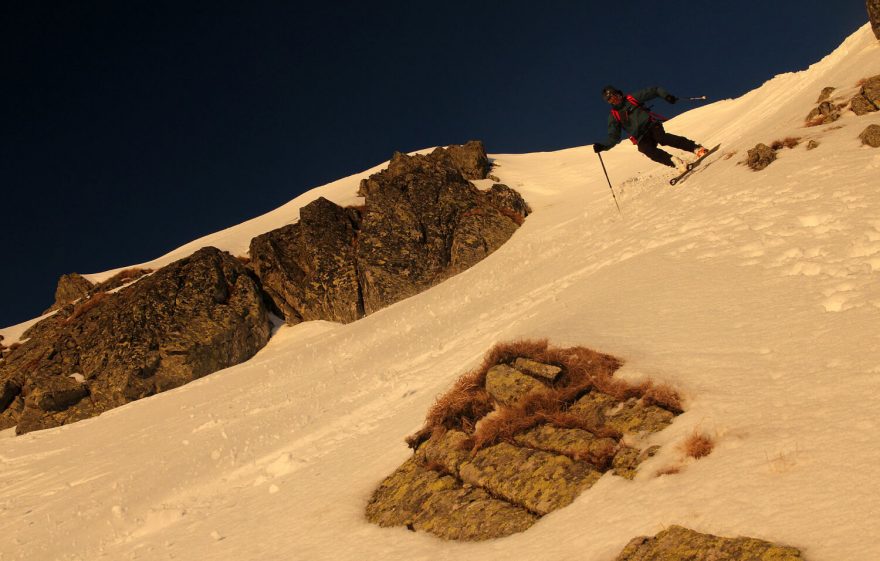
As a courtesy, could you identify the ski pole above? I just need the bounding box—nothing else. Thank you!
[596,152,621,215]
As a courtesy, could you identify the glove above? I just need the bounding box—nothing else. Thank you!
[593,143,607,153]
[665,95,678,104]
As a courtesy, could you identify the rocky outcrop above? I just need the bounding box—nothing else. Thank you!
[250,197,362,324]
[46,273,94,312]
[614,525,805,561]
[850,74,880,115]
[366,341,685,540]
[356,143,528,316]
[252,142,530,324]
[869,0,880,40]
[860,124,880,147]
[44,268,154,314]
[0,247,271,434]
[746,143,777,171]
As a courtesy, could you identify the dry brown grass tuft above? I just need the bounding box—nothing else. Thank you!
[805,115,827,127]
[683,430,714,459]
[640,382,684,413]
[655,465,681,477]
[65,292,109,324]
[770,137,801,150]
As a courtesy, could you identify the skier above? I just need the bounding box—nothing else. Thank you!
[592,85,708,171]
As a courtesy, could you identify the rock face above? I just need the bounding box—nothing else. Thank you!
[47,273,94,311]
[250,197,363,324]
[860,124,880,147]
[44,268,154,314]
[869,0,880,40]
[614,525,805,561]
[746,143,777,171]
[356,142,528,316]
[251,141,530,323]
[0,247,271,434]
[366,341,685,540]
[850,74,880,115]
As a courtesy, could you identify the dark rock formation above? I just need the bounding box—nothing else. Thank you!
[253,142,530,324]
[250,197,362,324]
[46,273,94,312]
[356,143,528,316]
[850,74,880,115]
[44,268,154,314]
[860,124,880,147]
[614,525,805,561]
[869,0,880,40]
[367,342,685,540]
[0,247,271,434]
[746,143,777,171]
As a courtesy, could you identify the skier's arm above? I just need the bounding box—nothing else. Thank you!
[631,86,673,104]
[601,115,622,148]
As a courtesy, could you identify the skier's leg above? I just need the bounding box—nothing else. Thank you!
[637,135,675,167]
[653,124,700,152]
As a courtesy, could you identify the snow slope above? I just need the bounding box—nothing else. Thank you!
[1,23,879,561]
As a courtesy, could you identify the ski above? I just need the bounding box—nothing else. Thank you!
[669,144,721,186]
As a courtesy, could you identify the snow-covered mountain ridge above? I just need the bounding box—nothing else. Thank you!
[1,23,879,561]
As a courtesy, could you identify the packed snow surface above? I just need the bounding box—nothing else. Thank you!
[2,24,879,561]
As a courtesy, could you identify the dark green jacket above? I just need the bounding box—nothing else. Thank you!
[602,86,672,147]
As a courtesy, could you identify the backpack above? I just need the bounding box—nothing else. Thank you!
[610,95,668,144]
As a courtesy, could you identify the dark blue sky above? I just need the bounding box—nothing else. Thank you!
[0,1,869,328]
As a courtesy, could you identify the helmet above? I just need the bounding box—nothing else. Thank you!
[602,85,622,101]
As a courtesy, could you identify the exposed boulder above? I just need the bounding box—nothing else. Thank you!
[850,74,880,115]
[250,197,362,324]
[746,143,777,171]
[614,525,805,561]
[860,124,880,147]
[805,100,840,125]
[367,341,686,540]
[816,86,835,103]
[869,0,880,40]
[0,247,271,434]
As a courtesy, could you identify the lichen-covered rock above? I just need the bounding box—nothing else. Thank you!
[860,124,880,147]
[365,457,538,540]
[570,392,676,434]
[368,342,685,541]
[513,424,617,467]
[458,441,602,515]
[0,247,272,434]
[746,143,777,171]
[513,357,561,381]
[250,196,362,325]
[614,525,805,561]
[485,364,549,405]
